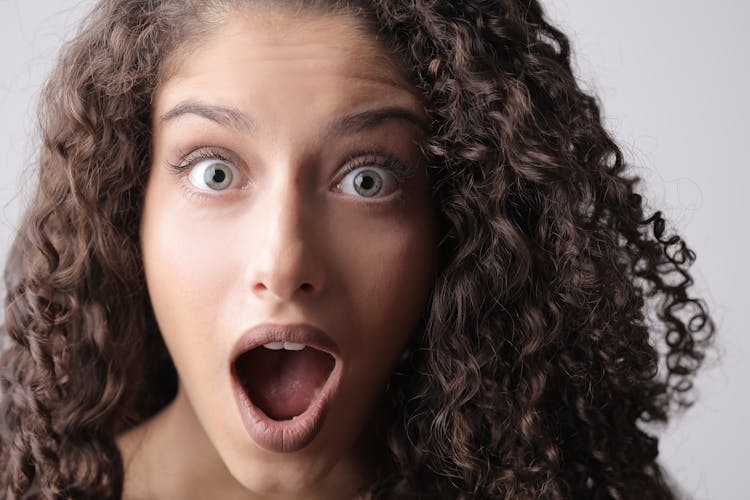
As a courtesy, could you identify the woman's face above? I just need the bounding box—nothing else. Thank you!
[140,8,436,496]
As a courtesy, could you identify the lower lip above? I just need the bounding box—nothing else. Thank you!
[230,358,343,453]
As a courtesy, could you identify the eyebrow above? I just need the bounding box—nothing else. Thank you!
[160,102,253,131]
[159,101,428,137]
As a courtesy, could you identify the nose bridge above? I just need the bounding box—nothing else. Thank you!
[249,174,321,300]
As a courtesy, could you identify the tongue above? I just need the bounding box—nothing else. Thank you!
[235,347,335,421]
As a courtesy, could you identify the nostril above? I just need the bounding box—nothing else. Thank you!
[251,281,315,297]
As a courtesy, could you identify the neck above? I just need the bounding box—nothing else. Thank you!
[117,387,379,499]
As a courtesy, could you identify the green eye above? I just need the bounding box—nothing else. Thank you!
[338,167,396,198]
[353,169,383,197]
[188,160,236,191]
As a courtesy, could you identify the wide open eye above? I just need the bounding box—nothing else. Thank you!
[187,159,240,191]
[337,166,398,198]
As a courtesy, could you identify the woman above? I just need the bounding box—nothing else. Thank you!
[0,0,714,498]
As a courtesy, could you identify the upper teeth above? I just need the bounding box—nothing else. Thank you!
[263,342,306,351]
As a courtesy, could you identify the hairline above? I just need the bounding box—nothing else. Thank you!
[154,1,401,95]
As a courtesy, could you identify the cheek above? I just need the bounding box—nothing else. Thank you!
[145,217,238,302]
[139,187,241,375]
[332,207,436,362]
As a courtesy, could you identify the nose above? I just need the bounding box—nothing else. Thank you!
[246,183,324,302]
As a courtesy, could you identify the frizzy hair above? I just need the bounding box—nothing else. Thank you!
[0,0,714,499]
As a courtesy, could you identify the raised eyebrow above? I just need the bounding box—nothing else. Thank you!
[159,101,428,136]
[160,102,254,131]
[326,107,429,137]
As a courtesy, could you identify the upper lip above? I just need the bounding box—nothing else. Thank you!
[229,323,340,364]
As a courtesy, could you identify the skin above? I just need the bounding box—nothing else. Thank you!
[120,8,436,500]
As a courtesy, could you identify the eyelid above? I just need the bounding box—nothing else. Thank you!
[336,149,415,185]
[167,146,243,174]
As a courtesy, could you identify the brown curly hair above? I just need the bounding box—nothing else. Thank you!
[0,0,715,498]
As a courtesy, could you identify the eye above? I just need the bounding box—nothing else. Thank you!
[187,159,240,191]
[337,166,398,198]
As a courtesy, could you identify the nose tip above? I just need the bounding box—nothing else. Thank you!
[248,218,324,302]
[244,177,324,303]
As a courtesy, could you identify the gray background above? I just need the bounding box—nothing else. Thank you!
[1,1,747,498]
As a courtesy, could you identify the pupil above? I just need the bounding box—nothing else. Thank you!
[213,169,226,184]
[360,176,374,190]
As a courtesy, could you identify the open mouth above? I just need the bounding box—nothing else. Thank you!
[233,342,336,421]
[228,324,343,452]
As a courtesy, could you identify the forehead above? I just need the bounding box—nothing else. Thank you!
[156,10,419,106]
[151,9,428,149]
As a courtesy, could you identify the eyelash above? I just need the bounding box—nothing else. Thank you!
[338,149,415,185]
[167,147,237,174]
[167,147,415,187]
